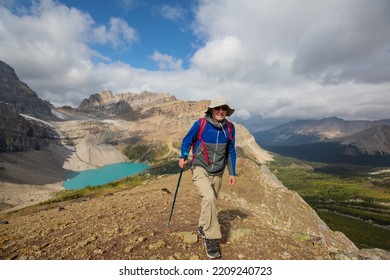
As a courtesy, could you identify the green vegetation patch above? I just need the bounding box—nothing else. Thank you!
[315,203,390,225]
[268,153,390,250]
[318,210,390,250]
[124,144,176,164]
[269,155,390,201]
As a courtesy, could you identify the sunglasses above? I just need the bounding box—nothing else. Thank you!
[213,106,228,111]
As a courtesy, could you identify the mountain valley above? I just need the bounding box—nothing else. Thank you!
[0,60,389,260]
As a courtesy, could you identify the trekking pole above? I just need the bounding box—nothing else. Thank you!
[167,156,187,227]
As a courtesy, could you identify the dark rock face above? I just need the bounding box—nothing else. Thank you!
[0,102,60,152]
[0,60,59,152]
[0,60,55,121]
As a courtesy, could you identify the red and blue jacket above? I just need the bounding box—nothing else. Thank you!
[181,115,236,176]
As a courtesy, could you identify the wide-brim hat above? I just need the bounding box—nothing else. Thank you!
[205,97,235,116]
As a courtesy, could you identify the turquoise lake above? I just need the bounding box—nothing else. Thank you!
[63,162,149,190]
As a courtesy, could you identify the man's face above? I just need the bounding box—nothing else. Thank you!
[211,106,228,122]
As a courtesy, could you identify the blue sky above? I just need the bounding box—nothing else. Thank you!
[67,0,198,70]
[1,0,390,131]
[8,0,198,70]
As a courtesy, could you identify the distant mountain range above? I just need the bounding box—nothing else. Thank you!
[254,117,390,166]
[0,59,270,164]
[2,57,389,167]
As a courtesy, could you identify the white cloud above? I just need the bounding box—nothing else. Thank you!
[92,17,138,50]
[189,0,390,126]
[158,4,186,21]
[0,1,93,77]
[194,0,390,84]
[1,0,390,131]
[235,109,251,120]
[118,0,138,11]
[151,51,183,71]
[191,36,245,77]
[0,0,139,105]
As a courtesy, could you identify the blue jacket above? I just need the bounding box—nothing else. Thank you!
[181,115,236,176]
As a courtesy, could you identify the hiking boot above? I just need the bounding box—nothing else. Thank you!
[198,226,206,239]
[204,239,221,259]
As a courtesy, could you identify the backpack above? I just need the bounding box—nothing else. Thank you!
[191,117,233,165]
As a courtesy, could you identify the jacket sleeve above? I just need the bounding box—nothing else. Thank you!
[181,120,200,158]
[226,123,236,176]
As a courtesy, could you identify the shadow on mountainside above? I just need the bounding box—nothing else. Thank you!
[0,159,389,260]
[0,144,73,185]
[219,209,249,244]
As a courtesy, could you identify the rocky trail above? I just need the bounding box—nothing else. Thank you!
[1,159,388,260]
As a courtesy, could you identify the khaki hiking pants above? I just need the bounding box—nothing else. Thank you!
[192,166,223,240]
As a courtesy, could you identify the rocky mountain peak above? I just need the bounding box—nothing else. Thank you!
[0,60,55,120]
[340,124,390,155]
[78,90,115,108]
[0,60,35,97]
[0,60,60,152]
[76,90,177,120]
[78,90,176,110]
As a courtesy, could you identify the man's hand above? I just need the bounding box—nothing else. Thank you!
[178,158,189,169]
[229,175,236,186]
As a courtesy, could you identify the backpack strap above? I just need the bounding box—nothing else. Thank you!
[192,118,210,165]
[225,119,233,142]
[224,119,233,161]
[192,118,233,165]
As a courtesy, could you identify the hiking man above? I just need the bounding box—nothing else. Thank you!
[179,97,236,259]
